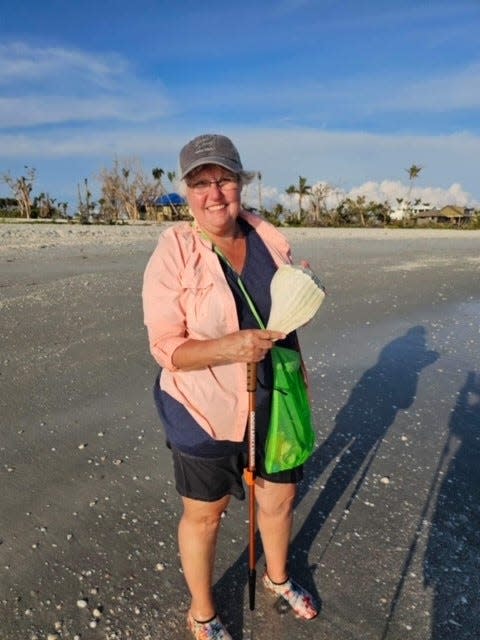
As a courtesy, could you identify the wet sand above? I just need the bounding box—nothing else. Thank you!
[1,224,479,640]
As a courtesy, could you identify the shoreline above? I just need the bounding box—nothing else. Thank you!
[1,221,480,255]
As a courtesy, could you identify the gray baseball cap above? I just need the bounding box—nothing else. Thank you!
[180,134,243,179]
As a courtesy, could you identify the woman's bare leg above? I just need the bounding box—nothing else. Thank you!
[178,495,230,621]
[254,479,296,583]
[255,480,318,619]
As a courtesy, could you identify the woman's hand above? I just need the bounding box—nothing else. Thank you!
[219,329,286,363]
[172,329,286,370]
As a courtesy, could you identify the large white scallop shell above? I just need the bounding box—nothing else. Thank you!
[267,265,325,334]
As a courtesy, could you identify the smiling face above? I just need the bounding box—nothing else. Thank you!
[185,164,242,238]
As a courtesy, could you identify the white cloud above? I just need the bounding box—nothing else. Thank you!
[0,42,171,128]
[1,125,479,207]
[0,129,180,157]
[171,57,480,123]
[235,128,480,204]
[0,94,170,128]
[243,179,473,212]
[379,61,480,111]
[344,180,472,208]
[0,42,125,87]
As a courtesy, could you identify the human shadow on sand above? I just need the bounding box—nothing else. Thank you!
[421,371,480,640]
[214,326,438,638]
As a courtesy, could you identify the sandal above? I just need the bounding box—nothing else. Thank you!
[263,573,318,619]
[187,612,233,640]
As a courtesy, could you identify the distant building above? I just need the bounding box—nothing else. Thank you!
[154,193,189,220]
[390,201,431,221]
[154,193,186,207]
[413,206,475,226]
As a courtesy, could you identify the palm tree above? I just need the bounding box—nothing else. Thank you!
[285,176,312,221]
[77,178,95,223]
[266,202,285,226]
[407,164,422,182]
[153,167,181,220]
[257,172,263,211]
[152,167,165,187]
[405,164,422,217]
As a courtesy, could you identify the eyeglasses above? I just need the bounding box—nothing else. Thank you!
[187,177,239,195]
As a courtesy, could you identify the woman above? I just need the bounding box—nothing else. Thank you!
[142,134,318,640]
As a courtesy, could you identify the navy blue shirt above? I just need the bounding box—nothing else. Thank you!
[154,218,297,457]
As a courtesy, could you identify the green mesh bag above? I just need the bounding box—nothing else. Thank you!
[265,346,315,473]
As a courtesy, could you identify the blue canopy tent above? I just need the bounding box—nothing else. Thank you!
[154,193,186,206]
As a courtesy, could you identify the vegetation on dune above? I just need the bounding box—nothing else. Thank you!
[1,161,479,229]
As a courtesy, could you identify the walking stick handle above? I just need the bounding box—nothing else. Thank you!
[247,362,257,393]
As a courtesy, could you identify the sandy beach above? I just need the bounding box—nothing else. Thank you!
[1,223,479,640]
[1,221,480,255]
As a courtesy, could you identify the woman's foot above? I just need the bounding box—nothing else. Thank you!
[262,573,318,619]
[187,612,233,640]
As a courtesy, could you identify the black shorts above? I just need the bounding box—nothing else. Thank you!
[171,447,304,502]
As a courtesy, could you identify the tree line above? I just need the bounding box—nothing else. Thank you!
[2,161,479,228]
[1,161,186,223]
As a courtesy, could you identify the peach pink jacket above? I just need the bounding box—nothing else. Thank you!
[142,210,293,442]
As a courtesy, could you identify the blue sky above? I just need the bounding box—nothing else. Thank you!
[1,0,480,211]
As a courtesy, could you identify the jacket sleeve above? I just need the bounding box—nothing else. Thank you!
[142,231,190,371]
